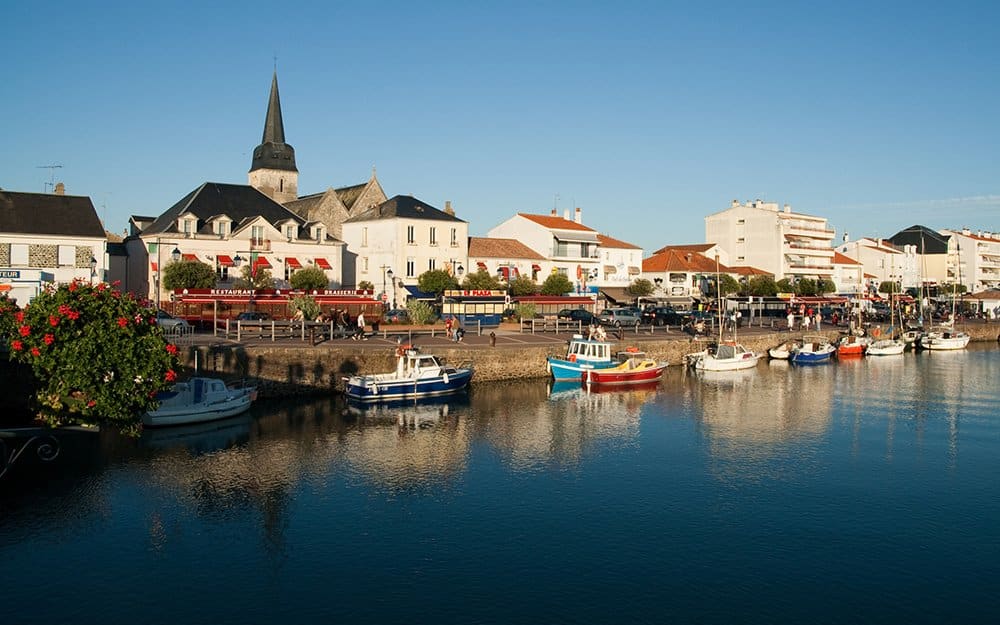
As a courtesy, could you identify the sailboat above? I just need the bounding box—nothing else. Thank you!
[867,286,906,356]
[686,256,761,372]
[920,242,970,351]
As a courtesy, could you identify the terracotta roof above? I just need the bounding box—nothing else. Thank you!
[597,233,641,250]
[468,237,545,260]
[833,252,862,265]
[652,243,714,255]
[952,230,1000,243]
[642,249,731,273]
[518,213,595,232]
[729,265,772,277]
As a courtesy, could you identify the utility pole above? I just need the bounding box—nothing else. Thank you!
[36,164,63,192]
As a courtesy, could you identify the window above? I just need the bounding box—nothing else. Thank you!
[429,227,437,246]
[406,257,415,278]
[251,225,264,244]
[58,245,75,266]
[217,263,230,281]
[215,221,229,237]
[450,228,457,246]
[11,244,28,266]
[553,240,568,257]
[407,226,415,244]
[285,225,296,240]
[580,243,591,258]
[183,219,193,235]
[284,263,295,281]
[737,237,745,243]
[363,257,369,273]
[312,226,325,241]
[428,258,436,272]
[362,227,368,247]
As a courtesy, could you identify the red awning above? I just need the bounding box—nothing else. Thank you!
[314,258,332,270]
[217,255,234,266]
[476,261,487,270]
[531,264,541,272]
[253,256,272,268]
[285,257,302,268]
[182,253,198,262]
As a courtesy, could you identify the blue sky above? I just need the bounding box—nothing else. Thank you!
[4,0,998,251]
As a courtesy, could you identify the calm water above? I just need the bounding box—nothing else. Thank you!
[3,345,1000,624]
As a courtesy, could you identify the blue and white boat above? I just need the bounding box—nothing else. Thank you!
[343,345,473,401]
[789,336,836,364]
[546,335,617,380]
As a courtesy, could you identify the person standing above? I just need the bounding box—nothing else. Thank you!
[355,311,367,341]
[787,309,795,332]
[814,311,822,331]
[802,312,811,332]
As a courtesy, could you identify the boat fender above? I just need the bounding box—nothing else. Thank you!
[443,372,450,385]
[569,354,577,362]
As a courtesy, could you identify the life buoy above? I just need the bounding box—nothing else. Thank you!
[569,354,577,362]
[395,345,405,357]
[626,346,639,353]
[873,327,882,338]
[443,372,450,385]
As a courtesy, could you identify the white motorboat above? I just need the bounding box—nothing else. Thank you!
[768,339,800,360]
[143,377,257,427]
[919,326,970,350]
[688,342,761,372]
[867,338,907,356]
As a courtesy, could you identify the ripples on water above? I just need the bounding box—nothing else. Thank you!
[2,345,999,624]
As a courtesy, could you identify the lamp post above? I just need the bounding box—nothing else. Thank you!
[89,256,98,285]
[380,266,393,309]
[171,247,181,262]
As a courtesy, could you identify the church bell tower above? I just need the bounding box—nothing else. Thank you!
[248,71,298,204]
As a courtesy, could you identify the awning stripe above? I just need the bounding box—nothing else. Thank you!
[217,255,234,266]
[182,253,198,262]
[314,258,332,270]
[285,257,302,268]
[253,257,272,268]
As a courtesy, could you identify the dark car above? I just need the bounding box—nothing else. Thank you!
[641,306,685,326]
[557,308,596,324]
[383,309,410,323]
[236,311,271,321]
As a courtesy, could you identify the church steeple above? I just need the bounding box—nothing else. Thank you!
[249,71,298,204]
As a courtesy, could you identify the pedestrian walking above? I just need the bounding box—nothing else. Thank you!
[787,310,795,332]
[355,311,367,340]
[802,313,811,332]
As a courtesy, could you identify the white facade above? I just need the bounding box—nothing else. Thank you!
[706,199,835,281]
[836,237,919,292]
[342,215,468,308]
[941,228,1000,291]
[1,233,106,304]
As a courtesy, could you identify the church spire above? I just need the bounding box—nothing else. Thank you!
[250,71,297,174]
[261,71,286,145]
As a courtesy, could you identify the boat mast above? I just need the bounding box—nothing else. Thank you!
[715,254,724,342]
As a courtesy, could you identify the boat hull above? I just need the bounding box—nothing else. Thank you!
[547,357,617,380]
[920,334,970,350]
[583,363,667,386]
[790,349,834,364]
[867,339,906,356]
[143,387,255,428]
[345,368,473,401]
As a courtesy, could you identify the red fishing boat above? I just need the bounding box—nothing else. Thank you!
[582,350,668,386]
[836,334,868,357]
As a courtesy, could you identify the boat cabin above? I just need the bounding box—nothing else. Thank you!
[567,336,612,362]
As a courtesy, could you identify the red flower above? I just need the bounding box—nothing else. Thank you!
[11,340,23,351]
[14,311,24,322]
[58,304,71,315]
[69,282,77,292]
[165,369,177,382]
[44,333,54,345]
[165,343,178,355]
[19,325,31,337]
[49,315,59,327]
[87,400,97,408]
[67,310,80,320]
[30,347,40,357]
[117,317,129,327]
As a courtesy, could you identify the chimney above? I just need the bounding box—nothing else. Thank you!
[563,209,570,221]
[574,207,582,224]
[54,182,65,195]
[444,201,455,216]
[783,203,791,213]
[731,199,739,208]
[551,208,557,216]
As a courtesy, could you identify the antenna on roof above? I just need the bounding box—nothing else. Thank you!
[554,194,560,210]
[36,164,63,192]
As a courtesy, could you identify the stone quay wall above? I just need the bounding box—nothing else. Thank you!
[181,324,999,398]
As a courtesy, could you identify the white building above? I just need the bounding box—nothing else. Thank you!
[341,196,468,308]
[940,228,1000,291]
[831,252,865,296]
[0,189,107,304]
[835,237,919,292]
[705,199,835,282]
[467,236,546,284]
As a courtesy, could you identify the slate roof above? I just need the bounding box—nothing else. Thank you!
[249,71,297,173]
[887,225,949,254]
[140,182,305,236]
[596,233,641,250]
[345,195,466,223]
[0,191,105,238]
[468,237,545,260]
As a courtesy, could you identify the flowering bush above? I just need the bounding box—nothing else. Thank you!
[2,280,179,434]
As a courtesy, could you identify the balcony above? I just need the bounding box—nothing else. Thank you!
[250,239,271,251]
[783,222,836,239]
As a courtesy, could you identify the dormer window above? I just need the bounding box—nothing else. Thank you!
[285,225,296,240]
[312,226,325,241]
[182,218,195,236]
[215,221,229,237]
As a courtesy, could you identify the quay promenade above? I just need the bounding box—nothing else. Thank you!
[177,320,1000,398]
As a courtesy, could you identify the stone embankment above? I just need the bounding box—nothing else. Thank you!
[181,323,999,399]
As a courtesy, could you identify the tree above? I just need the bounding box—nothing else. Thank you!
[719,274,740,296]
[290,266,329,291]
[513,303,537,321]
[775,278,796,294]
[508,276,539,296]
[626,278,654,297]
[745,276,778,297]
[417,269,459,296]
[290,295,321,321]
[796,278,818,296]
[405,300,438,324]
[540,273,574,296]
[817,278,837,295]
[462,269,502,291]
[162,260,217,291]
[2,280,179,435]
[233,265,275,290]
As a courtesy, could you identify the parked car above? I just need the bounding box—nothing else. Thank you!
[235,311,271,321]
[383,309,410,323]
[598,307,641,327]
[156,310,190,331]
[557,308,596,324]
[641,306,685,326]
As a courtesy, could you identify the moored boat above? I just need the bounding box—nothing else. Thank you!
[789,336,836,364]
[688,341,760,372]
[867,337,906,356]
[768,339,800,360]
[143,377,257,427]
[343,345,473,401]
[547,335,617,380]
[919,325,970,350]
[582,352,667,386]
[836,334,868,357]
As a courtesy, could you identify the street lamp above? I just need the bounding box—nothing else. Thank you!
[171,247,181,262]
[89,255,98,284]
[381,266,393,309]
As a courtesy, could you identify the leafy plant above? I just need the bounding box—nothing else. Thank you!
[745,275,778,297]
[817,278,837,295]
[290,266,330,291]
[508,276,538,296]
[2,280,178,435]
[540,273,573,296]
[626,278,654,297]
[162,260,217,290]
[462,269,502,290]
[775,278,796,294]
[358,280,375,292]
[513,303,537,321]
[417,269,459,296]
[406,300,437,324]
[233,265,275,290]
[290,295,321,320]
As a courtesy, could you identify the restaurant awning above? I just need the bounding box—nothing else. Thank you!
[217,255,234,266]
[604,265,616,274]
[628,266,640,275]
[253,256,272,268]
[182,253,198,262]
[285,257,302,269]
[151,261,158,272]
[476,261,487,271]
[314,258,332,270]
[531,264,541,272]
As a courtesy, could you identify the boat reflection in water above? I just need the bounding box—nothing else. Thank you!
[140,413,253,454]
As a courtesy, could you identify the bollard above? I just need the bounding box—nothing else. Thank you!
[489,331,496,347]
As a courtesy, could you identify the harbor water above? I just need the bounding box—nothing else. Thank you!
[2,345,999,624]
